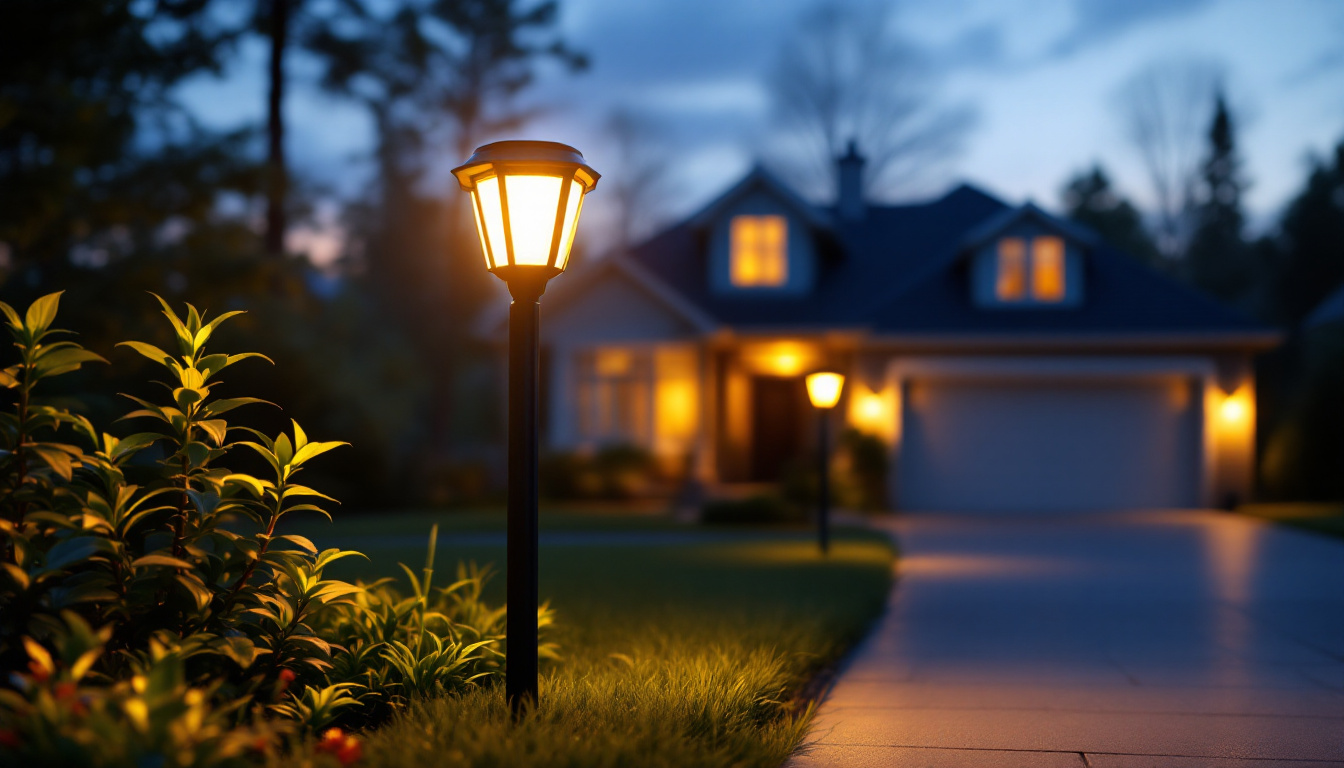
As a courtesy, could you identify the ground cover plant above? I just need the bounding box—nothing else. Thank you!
[294,514,896,768]
[0,293,524,766]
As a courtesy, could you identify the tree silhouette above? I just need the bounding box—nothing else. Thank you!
[1185,92,1257,308]
[1060,165,1162,270]
[766,0,973,201]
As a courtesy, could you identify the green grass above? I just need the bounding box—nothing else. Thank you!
[1238,502,1344,538]
[293,509,894,768]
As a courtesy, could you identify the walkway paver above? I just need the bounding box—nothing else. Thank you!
[788,510,1344,767]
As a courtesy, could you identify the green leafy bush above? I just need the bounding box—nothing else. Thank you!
[540,444,659,500]
[0,293,539,765]
[700,494,802,526]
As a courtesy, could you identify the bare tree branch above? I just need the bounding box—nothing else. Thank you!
[765,0,974,201]
[1113,56,1224,259]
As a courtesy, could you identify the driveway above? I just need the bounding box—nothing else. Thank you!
[789,510,1344,767]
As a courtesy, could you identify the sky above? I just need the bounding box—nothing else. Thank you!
[180,0,1344,262]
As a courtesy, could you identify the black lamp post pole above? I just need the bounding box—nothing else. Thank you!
[817,408,830,555]
[506,273,547,713]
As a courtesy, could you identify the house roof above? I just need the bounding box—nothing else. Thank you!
[622,179,1275,344]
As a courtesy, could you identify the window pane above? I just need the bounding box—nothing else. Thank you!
[730,215,788,287]
[996,237,1025,300]
[476,177,509,267]
[1031,236,1065,301]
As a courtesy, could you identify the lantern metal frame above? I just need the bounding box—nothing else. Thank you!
[452,140,600,290]
[451,140,598,715]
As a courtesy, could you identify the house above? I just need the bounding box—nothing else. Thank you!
[518,147,1279,513]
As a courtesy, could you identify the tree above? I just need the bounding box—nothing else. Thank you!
[0,0,249,285]
[600,109,676,254]
[1114,57,1224,260]
[1060,165,1162,269]
[1271,139,1344,327]
[766,0,973,201]
[1185,92,1257,308]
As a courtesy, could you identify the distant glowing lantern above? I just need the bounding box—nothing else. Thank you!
[452,140,599,287]
[805,371,845,410]
[805,370,845,556]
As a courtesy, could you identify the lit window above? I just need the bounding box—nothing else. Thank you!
[578,348,651,444]
[1031,236,1065,302]
[996,237,1025,300]
[730,215,787,287]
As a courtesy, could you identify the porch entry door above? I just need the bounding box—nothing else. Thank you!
[750,375,809,482]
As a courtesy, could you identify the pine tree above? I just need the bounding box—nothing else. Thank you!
[1060,165,1163,270]
[1185,92,1258,308]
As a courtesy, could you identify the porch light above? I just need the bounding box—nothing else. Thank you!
[806,371,845,410]
[452,140,599,714]
[805,371,845,555]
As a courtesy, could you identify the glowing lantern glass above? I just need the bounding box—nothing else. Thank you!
[451,140,600,285]
[806,371,845,410]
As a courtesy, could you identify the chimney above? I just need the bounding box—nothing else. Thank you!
[837,139,866,221]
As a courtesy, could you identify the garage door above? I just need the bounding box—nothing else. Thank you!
[897,377,1201,512]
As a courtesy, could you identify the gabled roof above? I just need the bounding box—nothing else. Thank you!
[959,201,1101,250]
[687,164,832,231]
[617,175,1276,343]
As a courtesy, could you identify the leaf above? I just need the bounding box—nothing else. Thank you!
[0,300,20,330]
[132,554,194,569]
[274,433,294,467]
[115,341,176,367]
[24,292,62,336]
[173,387,206,409]
[292,420,307,450]
[22,638,55,676]
[109,432,163,461]
[150,293,193,354]
[276,534,318,554]
[0,366,18,388]
[200,397,273,418]
[33,347,106,378]
[193,310,245,350]
[223,473,268,499]
[184,441,212,468]
[282,485,339,503]
[28,444,75,480]
[197,419,228,446]
[43,537,114,571]
[291,440,349,468]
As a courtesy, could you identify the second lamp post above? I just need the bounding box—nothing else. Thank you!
[804,371,845,555]
[452,141,599,712]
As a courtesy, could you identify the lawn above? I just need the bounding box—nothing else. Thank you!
[1238,502,1344,539]
[289,509,895,768]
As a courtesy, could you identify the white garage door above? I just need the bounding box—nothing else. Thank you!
[897,377,1201,512]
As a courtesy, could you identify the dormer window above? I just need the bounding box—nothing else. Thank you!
[996,237,1026,300]
[1031,236,1065,302]
[730,215,787,287]
[995,235,1067,304]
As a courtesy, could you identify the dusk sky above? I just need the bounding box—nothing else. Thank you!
[181,0,1344,262]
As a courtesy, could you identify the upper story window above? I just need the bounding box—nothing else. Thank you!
[995,235,1066,304]
[1031,236,1065,302]
[996,237,1026,300]
[730,215,787,287]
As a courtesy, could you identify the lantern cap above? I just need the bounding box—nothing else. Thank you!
[805,370,846,409]
[452,140,600,192]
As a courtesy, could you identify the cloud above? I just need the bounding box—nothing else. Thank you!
[1047,0,1213,59]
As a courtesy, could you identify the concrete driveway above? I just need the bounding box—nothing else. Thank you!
[789,510,1344,767]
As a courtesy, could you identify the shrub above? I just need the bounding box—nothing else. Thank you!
[540,444,658,500]
[700,495,802,526]
[0,293,540,765]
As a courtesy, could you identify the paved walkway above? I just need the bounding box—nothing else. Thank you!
[788,510,1344,767]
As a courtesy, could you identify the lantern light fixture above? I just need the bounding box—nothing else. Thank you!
[451,140,598,715]
[452,140,600,289]
[806,371,845,410]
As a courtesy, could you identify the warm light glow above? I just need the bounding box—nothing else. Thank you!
[741,341,819,377]
[1031,236,1065,301]
[846,384,898,444]
[806,372,845,409]
[730,215,788,287]
[1220,395,1247,423]
[451,140,599,280]
[857,392,885,422]
[654,346,699,447]
[996,237,1025,300]
[594,348,632,377]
